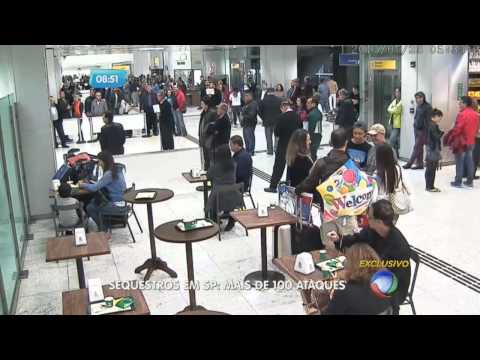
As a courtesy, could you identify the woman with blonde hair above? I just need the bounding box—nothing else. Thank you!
[321,243,392,315]
[286,129,313,187]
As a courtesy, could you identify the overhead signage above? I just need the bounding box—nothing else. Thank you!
[89,69,128,89]
[339,53,360,66]
[369,60,396,70]
[112,64,130,72]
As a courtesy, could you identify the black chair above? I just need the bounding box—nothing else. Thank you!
[213,182,247,241]
[100,205,136,243]
[243,171,255,209]
[401,249,420,315]
[116,163,143,232]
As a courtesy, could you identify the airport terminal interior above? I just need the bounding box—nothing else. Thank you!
[1,45,480,315]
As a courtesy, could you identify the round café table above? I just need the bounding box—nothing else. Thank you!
[123,188,177,281]
[177,310,229,315]
[154,220,219,313]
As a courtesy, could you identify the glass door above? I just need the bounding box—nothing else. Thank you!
[0,95,27,254]
[0,136,19,314]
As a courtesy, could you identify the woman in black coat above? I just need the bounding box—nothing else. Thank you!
[157,91,175,150]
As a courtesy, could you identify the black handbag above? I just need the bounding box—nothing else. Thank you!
[291,224,324,255]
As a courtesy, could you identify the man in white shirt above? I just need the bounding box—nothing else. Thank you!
[229,87,242,127]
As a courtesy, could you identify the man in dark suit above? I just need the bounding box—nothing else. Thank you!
[140,85,158,136]
[335,88,356,139]
[265,101,301,192]
[157,91,175,150]
[99,111,126,155]
[259,88,282,155]
[207,103,232,155]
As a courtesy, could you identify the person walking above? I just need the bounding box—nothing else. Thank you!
[241,91,258,156]
[472,99,480,180]
[72,94,85,143]
[403,91,432,170]
[306,97,322,161]
[140,85,158,137]
[199,97,217,171]
[387,88,403,158]
[258,88,282,155]
[297,96,308,130]
[318,78,330,113]
[425,108,444,192]
[207,103,232,164]
[264,101,301,193]
[327,77,338,111]
[50,97,69,148]
[157,91,175,150]
[174,85,188,137]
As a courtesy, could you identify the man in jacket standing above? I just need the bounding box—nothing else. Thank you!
[174,85,188,137]
[403,91,432,170]
[265,101,301,193]
[241,91,258,156]
[99,111,126,155]
[449,96,480,188]
[91,91,108,117]
[287,79,301,108]
[306,97,322,161]
[199,97,218,171]
[335,89,356,138]
[259,88,282,155]
[50,96,69,148]
[84,89,96,117]
[140,85,158,137]
[318,78,330,113]
[387,88,403,158]
[207,103,231,162]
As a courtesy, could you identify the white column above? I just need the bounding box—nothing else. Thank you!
[11,45,56,218]
[133,50,150,76]
[260,45,297,91]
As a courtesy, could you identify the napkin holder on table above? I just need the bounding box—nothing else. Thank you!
[74,227,87,247]
[294,252,315,275]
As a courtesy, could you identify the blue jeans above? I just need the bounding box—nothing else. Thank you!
[455,145,474,184]
[86,201,128,231]
[389,128,401,156]
[174,110,187,136]
[243,126,256,155]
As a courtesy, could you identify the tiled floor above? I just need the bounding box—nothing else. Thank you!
[17,109,480,315]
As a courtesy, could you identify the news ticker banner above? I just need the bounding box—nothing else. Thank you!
[89,69,128,89]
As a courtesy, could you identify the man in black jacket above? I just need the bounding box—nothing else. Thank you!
[99,112,126,155]
[265,101,301,192]
[241,91,258,156]
[325,199,411,315]
[335,89,356,138]
[259,88,282,155]
[199,97,218,171]
[230,135,253,191]
[84,89,96,117]
[296,128,349,206]
[403,91,432,170]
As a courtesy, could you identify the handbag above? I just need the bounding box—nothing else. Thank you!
[388,181,412,215]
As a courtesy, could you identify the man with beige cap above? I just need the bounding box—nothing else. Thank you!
[365,123,397,175]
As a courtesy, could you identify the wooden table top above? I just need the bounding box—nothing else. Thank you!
[229,206,298,230]
[273,249,341,283]
[154,220,219,244]
[177,310,229,315]
[182,172,208,184]
[62,286,150,315]
[123,188,174,204]
[46,232,111,262]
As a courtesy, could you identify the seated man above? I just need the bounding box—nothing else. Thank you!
[57,182,84,233]
[229,135,253,191]
[99,111,126,155]
[325,200,412,315]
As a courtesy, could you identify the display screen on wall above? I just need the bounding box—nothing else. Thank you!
[89,69,128,88]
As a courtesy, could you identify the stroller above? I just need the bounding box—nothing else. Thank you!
[63,148,99,183]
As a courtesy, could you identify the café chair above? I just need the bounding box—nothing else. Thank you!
[401,249,420,315]
[99,206,136,243]
[243,172,256,209]
[213,182,247,241]
[51,201,88,238]
[116,163,143,233]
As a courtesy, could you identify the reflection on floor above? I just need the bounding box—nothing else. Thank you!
[17,109,480,315]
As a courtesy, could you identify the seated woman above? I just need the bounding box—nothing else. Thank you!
[79,151,127,231]
[286,129,313,187]
[99,111,126,155]
[206,144,243,232]
[321,243,392,315]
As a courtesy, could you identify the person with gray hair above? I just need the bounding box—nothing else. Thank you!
[207,102,232,165]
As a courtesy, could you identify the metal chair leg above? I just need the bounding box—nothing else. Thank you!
[132,208,143,233]
[410,299,416,315]
[127,221,136,243]
[249,194,256,209]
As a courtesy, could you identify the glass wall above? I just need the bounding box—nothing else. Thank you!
[0,94,27,314]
